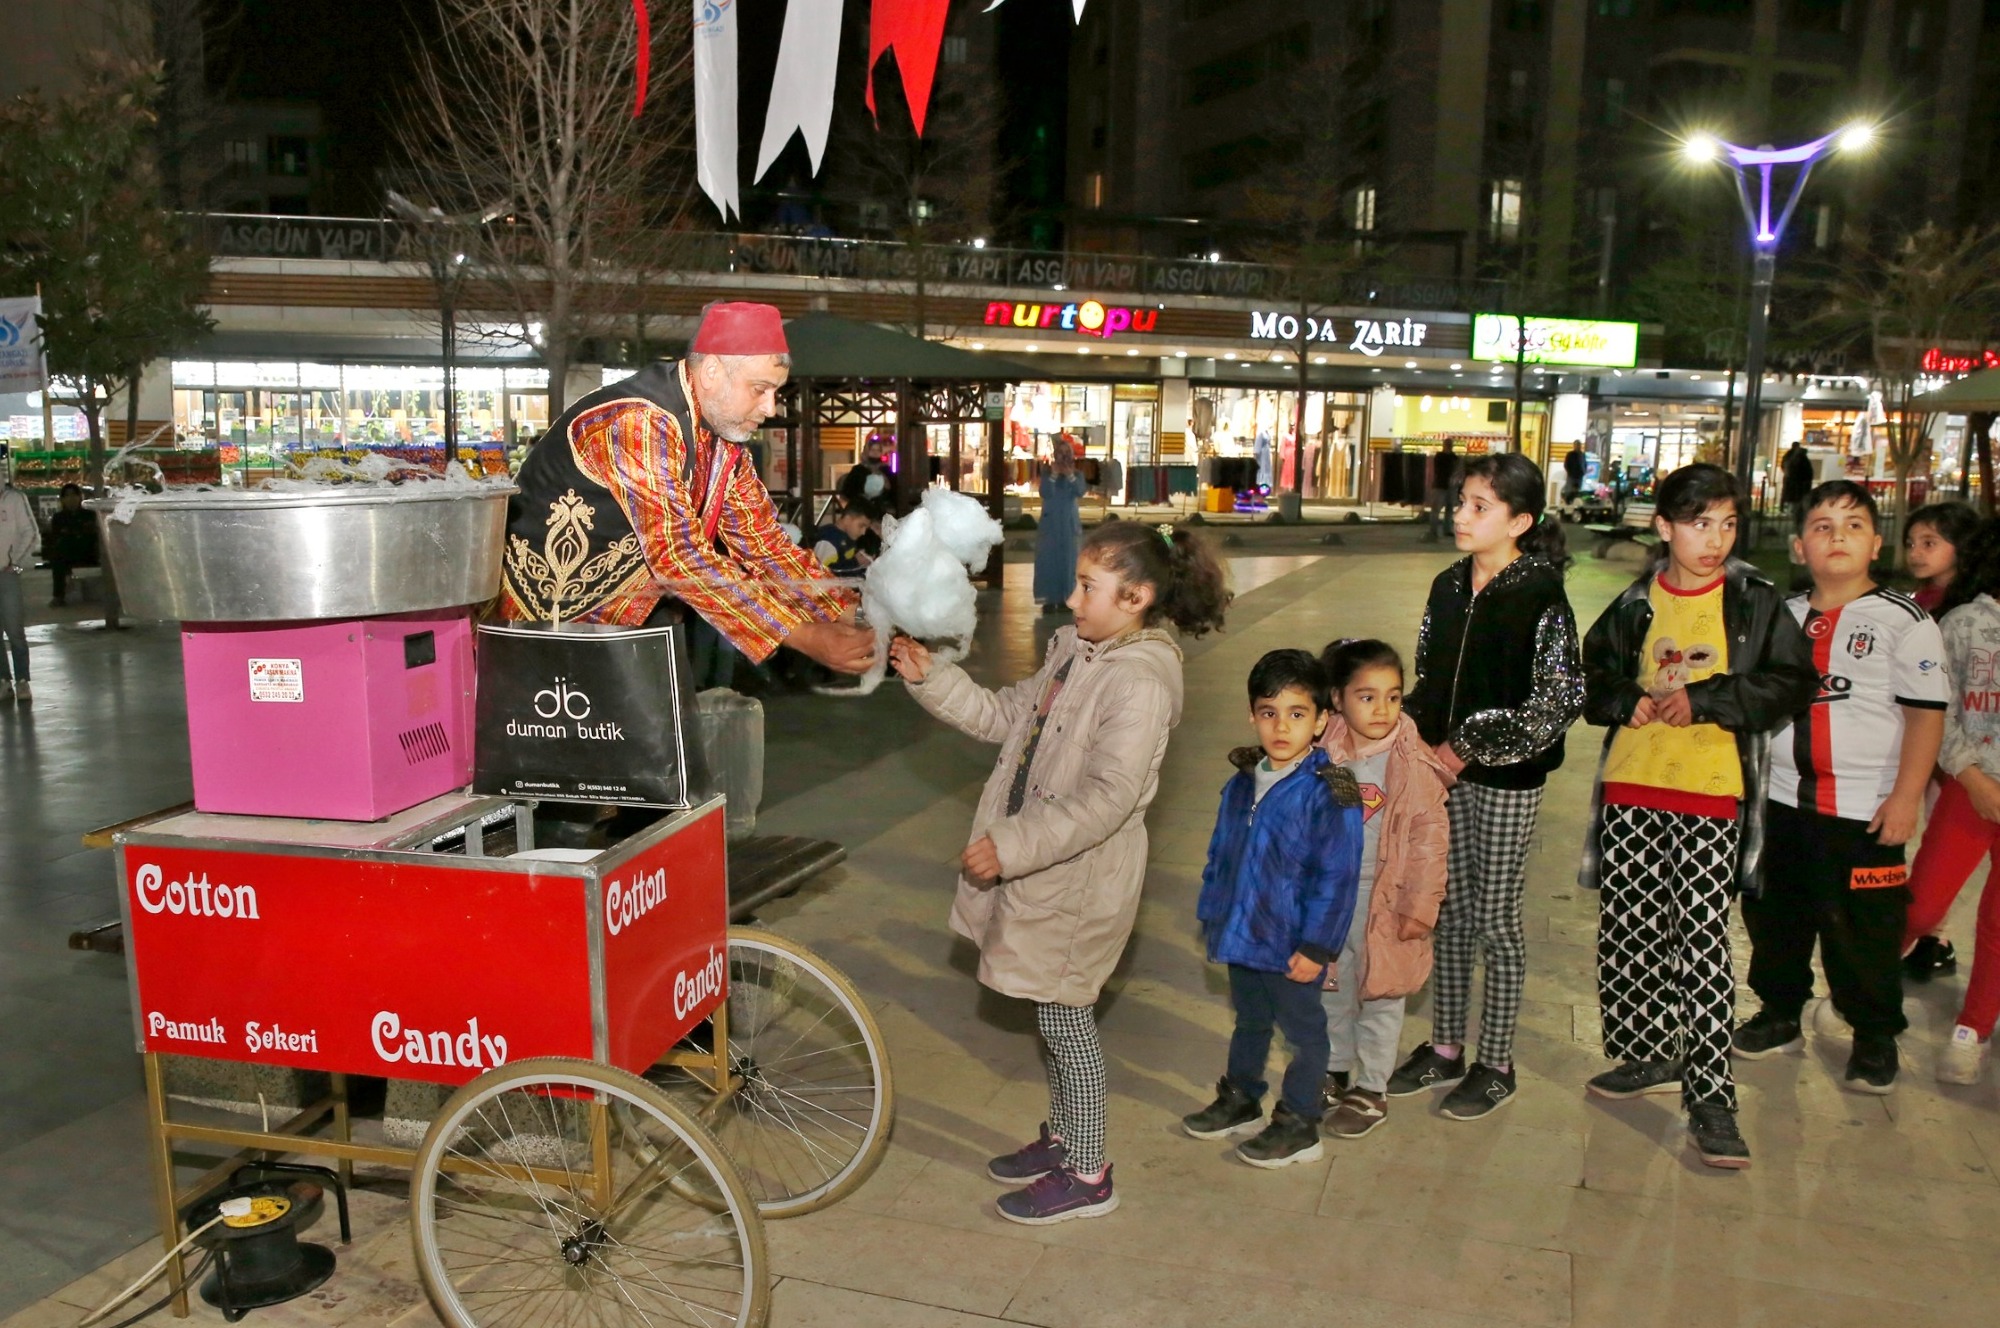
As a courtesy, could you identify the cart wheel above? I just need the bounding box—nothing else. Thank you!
[653,927,894,1218]
[410,1056,768,1328]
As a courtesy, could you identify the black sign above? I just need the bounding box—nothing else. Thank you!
[473,621,711,808]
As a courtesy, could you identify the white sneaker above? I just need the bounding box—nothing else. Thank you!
[1938,1025,1988,1085]
[12,681,29,703]
[1810,996,1853,1043]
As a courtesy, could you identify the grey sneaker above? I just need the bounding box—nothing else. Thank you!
[1182,1077,1262,1139]
[995,1165,1117,1225]
[1439,1063,1516,1121]
[1687,1103,1751,1170]
[1731,1009,1803,1059]
[987,1123,1066,1184]
[1586,1059,1683,1101]
[1386,1042,1468,1097]
[1235,1103,1324,1168]
[10,681,27,704]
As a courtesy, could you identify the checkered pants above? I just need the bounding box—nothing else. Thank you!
[1037,1002,1107,1172]
[1432,782,1544,1067]
[1596,804,1739,1109]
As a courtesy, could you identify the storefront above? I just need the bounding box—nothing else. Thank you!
[169,360,550,482]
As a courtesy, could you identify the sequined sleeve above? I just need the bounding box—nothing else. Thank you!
[1403,595,1441,736]
[1451,601,1584,767]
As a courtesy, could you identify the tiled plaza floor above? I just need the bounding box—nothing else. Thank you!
[4,534,1998,1327]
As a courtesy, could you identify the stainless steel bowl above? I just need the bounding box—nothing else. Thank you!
[92,484,517,621]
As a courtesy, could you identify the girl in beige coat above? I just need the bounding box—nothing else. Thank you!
[891,521,1229,1226]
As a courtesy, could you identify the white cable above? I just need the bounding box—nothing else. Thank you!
[75,1211,231,1328]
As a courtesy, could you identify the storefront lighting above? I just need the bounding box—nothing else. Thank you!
[1207,251,1222,262]
[1404,361,1416,369]
[1174,350,1188,358]
[971,342,985,350]
[1053,283,1067,292]
[1077,347,1090,355]
[1126,349,1140,356]
[1026,344,1039,352]
[1450,363,1462,371]
[1691,374,1702,380]
[1223,352,1237,360]
[1312,357,1325,365]
[972,237,987,249]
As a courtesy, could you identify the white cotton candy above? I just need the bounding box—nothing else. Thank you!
[919,487,1005,571]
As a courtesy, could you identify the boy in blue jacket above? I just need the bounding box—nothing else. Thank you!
[1184,650,1365,1167]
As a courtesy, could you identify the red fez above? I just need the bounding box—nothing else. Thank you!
[692,301,789,355]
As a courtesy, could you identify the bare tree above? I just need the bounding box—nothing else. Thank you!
[1816,224,2000,548]
[395,0,693,415]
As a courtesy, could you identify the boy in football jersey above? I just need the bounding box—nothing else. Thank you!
[1732,481,1948,1093]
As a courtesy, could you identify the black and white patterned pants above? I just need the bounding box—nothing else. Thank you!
[1037,1001,1107,1173]
[1433,782,1544,1067]
[1596,803,1740,1109]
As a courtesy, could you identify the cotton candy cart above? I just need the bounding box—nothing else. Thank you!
[111,789,893,1328]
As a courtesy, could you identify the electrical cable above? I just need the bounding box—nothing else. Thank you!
[87,1250,215,1328]
[75,1212,229,1328]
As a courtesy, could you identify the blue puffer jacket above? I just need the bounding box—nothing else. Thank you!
[1197,746,1364,974]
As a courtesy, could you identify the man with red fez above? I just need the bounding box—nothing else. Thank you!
[500,301,875,674]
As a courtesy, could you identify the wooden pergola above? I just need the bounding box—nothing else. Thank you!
[770,313,1032,527]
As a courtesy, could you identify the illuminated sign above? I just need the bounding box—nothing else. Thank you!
[984,300,1159,339]
[1472,315,1639,368]
[1922,348,2000,373]
[1248,312,1430,357]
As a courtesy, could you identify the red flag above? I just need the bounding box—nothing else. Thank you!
[631,0,652,118]
[867,0,952,136]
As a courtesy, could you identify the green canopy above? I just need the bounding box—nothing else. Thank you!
[1916,367,2000,411]
[780,312,1033,382]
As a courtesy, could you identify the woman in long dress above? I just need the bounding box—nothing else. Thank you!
[1033,442,1087,613]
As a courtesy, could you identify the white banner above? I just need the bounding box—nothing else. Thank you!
[754,0,843,182]
[0,296,46,396]
[693,0,740,221]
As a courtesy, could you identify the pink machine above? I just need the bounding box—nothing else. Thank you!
[181,610,476,821]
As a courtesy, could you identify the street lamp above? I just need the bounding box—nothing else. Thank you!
[1682,124,1874,517]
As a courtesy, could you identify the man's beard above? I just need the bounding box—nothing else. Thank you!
[708,415,756,444]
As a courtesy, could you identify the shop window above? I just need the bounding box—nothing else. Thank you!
[1346,183,1377,232]
[1507,69,1530,121]
[1085,172,1106,209]
[1487,179,1523,244]
[267,136,311,178]
[942,36,969,65]
[1602,77,1626,127]
[223,138,257,177]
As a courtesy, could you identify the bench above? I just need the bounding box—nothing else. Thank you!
[1587,502,1657,558]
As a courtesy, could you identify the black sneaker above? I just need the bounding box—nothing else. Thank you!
[1903,935,1958,982]
[1386,1042,1468,1098]
[1320,1069,1351,1113]
[1235,1103,1324,1168]
[1182,1077,1263,1139]
[1730,1009,1804,1060]
[1586,1059,1684,1101]
[1439,1063,1516,1121]
[1844,1038,1899,1095]
[1686,1103,1751,1170]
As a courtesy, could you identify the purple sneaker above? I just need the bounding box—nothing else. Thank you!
[995,1165,1118,1225]
[986,1123,1067,1184]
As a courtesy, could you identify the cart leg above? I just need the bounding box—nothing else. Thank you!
[711,997,733,1097]
[330,1073,354,1204]
[142,1054,192,1319]
[589,1101,613,1215]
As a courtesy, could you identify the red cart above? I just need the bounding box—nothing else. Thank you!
[112,793,893,1328]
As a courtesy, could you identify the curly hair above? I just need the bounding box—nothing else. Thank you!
[1079,521,1232,637]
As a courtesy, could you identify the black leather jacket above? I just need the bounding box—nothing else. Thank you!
[1577,557,1818,895]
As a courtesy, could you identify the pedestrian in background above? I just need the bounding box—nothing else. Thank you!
[1034,440,1086,614]
[892,520,1230,1225]
[1780,442,1815,529]
[0,451,38,704]
[1423,439,1457,543]
[45,483,98,607]
[1577,464,1815,1169]
[1392,453,1583,1120]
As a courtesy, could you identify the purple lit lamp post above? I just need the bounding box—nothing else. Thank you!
[1683,125,1874,510]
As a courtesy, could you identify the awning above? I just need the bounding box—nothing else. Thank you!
[780,312,1033,382]
[1916,367,2000,411]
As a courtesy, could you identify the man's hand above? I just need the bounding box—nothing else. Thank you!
[1868,789,1922,846]
[788,620,877,675]
[961,835,1002,881]
[1396,914,1434,942]
[1627,694,1657,728]
[1654,689,1693,727]
[889,636,933,683]
[1287,951,1325,984]
[1963,768,2000,823]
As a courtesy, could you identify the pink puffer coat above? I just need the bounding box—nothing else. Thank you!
[907,626,1183,1006]
[1320,712,1451,1000]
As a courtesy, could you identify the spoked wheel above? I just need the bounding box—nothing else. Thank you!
[410,1056,767,1328]
[650,927,894,1217]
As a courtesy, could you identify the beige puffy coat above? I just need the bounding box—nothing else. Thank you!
[908,626,1184,1006]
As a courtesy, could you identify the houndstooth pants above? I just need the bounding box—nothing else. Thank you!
[1432,782,1544,1067]
[1037,1002,1107,1173]
[1596,804,1740,1109]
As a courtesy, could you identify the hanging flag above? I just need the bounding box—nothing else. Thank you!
[982,0,1089,17]
[693,0,740,220]
[755,0,843,181]
[867,0,952,136]
[0,296,46,396]
[630,0,652,119]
